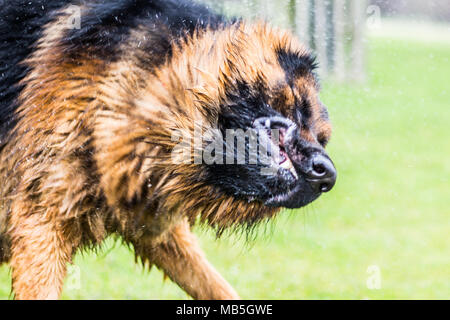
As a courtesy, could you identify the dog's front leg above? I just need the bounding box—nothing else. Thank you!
[136,220,240,300]
[9,204,73,300]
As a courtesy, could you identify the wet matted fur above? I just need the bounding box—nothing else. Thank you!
[0,0,334,299]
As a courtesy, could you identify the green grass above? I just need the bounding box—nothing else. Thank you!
[1,36,449,299]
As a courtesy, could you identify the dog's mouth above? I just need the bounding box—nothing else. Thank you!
[252,116,336,209]
[253,116,299,179]
[276,133,299,180]
[206,115,336,210]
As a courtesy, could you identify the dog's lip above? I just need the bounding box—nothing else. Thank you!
[264,185,322,208]
[264,184,303,206]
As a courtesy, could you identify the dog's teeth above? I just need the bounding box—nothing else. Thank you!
[279,158,290,169]
[280,157,298,179]
[290,166,298,180]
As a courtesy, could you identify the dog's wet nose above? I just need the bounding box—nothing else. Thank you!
[306,153,336,193]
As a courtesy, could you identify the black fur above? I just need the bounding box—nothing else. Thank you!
[276,49,317,126]
[211,80,278,200]
[0,0,70,143]
[276,48,317,84]
[62,0,226,61]
[209,79,297,202]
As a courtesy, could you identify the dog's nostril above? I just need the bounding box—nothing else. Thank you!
[312,163,326,176]
[320,182,332,192]
[311,156,334,179]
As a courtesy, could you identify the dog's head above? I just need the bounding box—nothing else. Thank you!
[191,24,336,209]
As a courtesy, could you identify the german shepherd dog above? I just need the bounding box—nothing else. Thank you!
[0,0,336,299]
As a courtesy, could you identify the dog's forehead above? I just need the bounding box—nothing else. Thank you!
[268,75,319,113]
[227,23,315,82]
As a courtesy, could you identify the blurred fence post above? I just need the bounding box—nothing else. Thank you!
[258,0,275,21]
[295,0,310,46]
[199,0,367,83]
[349,0,367,82]
[332,0,346,81]
[314,0,328,77]
[288,0,297,33]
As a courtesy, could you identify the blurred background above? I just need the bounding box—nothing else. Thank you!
[0,0,449,299]
[204,0,450,82]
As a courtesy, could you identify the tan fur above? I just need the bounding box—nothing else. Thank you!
[0,10,330,299]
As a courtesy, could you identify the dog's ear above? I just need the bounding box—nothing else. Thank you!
[276,48,318,80]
